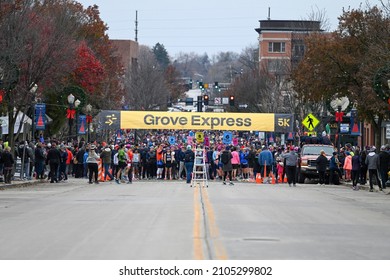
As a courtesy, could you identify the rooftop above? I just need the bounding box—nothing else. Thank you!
[255,20,322,33]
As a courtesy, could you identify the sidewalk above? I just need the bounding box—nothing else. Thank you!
[0,179,42,190]
[341,180,390,194]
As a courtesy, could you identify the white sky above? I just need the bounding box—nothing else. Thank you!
[77,0,373,57]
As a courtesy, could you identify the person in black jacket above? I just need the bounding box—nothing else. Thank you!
[34,143,46,179]
[316,150,328,186]
[1,146,14,184]
[75,144,85,178]
[378,145,390,189]
[184,145,195,184]
[46,142,61,183]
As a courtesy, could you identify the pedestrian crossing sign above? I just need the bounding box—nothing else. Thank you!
[302,113,319,131]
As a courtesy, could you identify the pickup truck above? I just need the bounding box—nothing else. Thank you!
[298,144,335,184]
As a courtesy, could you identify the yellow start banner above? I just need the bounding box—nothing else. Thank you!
[119,111,294,132]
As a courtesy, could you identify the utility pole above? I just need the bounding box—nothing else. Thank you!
[135,10,138,42]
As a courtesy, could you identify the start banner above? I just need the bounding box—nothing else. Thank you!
[119,111,294,132]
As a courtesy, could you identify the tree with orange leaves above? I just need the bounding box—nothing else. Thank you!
[292,4,390,147]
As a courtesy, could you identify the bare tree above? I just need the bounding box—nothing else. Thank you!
[125,45,169,110]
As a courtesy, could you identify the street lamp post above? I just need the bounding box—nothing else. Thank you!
[30,84,38,141]
[67,94,75,141]
[86,104,92,143]
[335,98,344,153]
[74,99,81,142]
[66,94,81,141]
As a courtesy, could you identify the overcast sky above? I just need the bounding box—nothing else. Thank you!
[77,0,373,57]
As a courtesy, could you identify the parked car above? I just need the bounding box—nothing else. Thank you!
[298,144,335,183]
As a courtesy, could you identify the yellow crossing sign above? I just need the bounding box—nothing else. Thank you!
[302,113,319,131]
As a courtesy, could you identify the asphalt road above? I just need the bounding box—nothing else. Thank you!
[0,178,389,260]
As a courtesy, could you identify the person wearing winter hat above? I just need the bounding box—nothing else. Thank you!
[184,145,195,184]
[86,144,100,184]
[100,144,115,181]
[281,146,299,187]
[365,146,382,192]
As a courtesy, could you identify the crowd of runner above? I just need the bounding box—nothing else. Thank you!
[0,130,388,191]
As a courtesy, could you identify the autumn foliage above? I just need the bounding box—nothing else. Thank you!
[72,42,105,94]
[292,5,390,122]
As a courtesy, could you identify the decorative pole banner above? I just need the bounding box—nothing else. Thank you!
[78,115,86,135]
[268,132,275,143]
[35,104,46,130]
[350,108,360,136]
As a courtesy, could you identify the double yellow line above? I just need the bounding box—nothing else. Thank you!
[193,186,228,260]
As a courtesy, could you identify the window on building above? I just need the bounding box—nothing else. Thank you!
[293,44,305,57]
[268,42,286,53]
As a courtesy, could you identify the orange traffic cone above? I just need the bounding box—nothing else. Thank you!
[283,176,288,183]
[256,173,262,184]
[98,159,105,182]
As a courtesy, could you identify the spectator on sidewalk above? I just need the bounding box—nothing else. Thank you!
[100,143,114,181]
[281,147,299,187]
[34,143,46,180]
[1,146,14,184]
[351,150,361,190]
[316,150,328,186]
[221,146,234,185]
[378,145,390,189]
[184,145,195,184]
[365,146,382,192]
[259,146,274,183]
[86,145,100,184]
[46,142,61,183]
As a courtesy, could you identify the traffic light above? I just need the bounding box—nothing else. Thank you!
[203,95,209,106]
[199,81,203,89]
[197,95,202,112]
[214,81,218,89]
[229,95,235,106]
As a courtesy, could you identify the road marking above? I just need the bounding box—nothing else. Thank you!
[201,187,228,260]
[193,185,228,260]
[193,186,204,260]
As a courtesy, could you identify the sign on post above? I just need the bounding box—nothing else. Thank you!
[195,131,204,143]
[386,124,390,139]
[302,113,320,131]
[223,131,232,145]
[168,136,176,145]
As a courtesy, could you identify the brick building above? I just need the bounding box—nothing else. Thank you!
[255,20,322,75]
[110,39,139,71]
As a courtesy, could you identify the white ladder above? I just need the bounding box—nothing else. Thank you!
[191,147,208,188]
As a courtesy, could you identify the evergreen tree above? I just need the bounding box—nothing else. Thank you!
[152,43,170,70]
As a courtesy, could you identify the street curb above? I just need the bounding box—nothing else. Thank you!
[341,182,390,194]
[0,180,43,191]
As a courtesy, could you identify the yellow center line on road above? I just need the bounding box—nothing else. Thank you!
[193,185,228,260]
